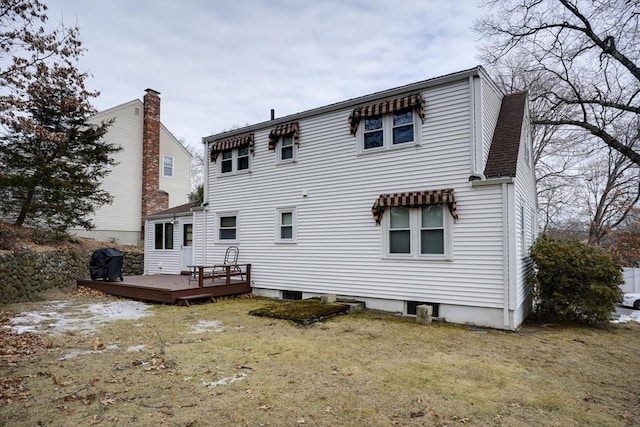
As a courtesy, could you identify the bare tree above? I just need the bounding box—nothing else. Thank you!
[475,0,640,166]
[181,140,204,201]
[581,147,640,245]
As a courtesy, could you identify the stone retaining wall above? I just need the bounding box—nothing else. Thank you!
[0,248,144,303]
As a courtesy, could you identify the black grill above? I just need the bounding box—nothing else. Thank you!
[89,248,124,281]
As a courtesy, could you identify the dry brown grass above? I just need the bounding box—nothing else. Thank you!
[1,291,639,426]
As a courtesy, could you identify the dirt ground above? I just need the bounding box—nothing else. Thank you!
[1,289,639,427]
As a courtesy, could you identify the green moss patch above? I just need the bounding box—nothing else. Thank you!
[249,299,351,324]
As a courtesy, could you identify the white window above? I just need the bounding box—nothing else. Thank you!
[219,147,250,175]
[276,135,297,164]
[218,214,238,241]
[276,208,296,242]
[524,140,531,165]
[154,222,174,250]
[384,204,450,259]
[359,110,420,153]
[163,155,174,177]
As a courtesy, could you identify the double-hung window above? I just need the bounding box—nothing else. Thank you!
[276,208,296,242]
[373,189,456,260]
[218,214,238,242]
[269,122,299,165]
[219,147,249,174]
[387,205,447,257]
[162,155,174,177]
[350,94,424,154]
[210,134,254,176]
[279,135,294,162]
[362,111,417,151]
[154,222,174,250]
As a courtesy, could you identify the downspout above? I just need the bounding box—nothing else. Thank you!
[502,182,510,329]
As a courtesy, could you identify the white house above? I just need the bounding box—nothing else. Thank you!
[199,66,537,330]
[143,200,202,274]
[69,89,192,246]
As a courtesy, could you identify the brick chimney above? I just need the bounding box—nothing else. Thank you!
[141,89,169,231]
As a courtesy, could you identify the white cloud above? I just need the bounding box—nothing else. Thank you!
[47,0,484,150]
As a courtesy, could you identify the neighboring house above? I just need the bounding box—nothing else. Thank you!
[69,89,192,246]
[199,66,536,330]
[144,200,203,274]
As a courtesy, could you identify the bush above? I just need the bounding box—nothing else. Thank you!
[529,237,623,324]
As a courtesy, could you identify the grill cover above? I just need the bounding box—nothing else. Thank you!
[89,248,124,281]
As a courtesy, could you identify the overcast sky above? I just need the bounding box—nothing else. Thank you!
[47,0,485,152]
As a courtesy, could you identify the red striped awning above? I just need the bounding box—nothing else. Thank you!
[349,94,425,135]
[268,122,299,150]
[371,189,457,224]
[210,133,255,162]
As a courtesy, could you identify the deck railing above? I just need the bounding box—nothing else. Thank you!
[190,264,251,288]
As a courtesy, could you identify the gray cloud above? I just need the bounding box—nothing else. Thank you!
[48,0,483,149]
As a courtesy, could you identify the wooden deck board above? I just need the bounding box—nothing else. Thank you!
[76,273,252,304]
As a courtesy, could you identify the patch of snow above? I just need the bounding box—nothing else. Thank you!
[190,319,243,334]
[6,300,152,336]
[127,345,147,352]
[611,311,640,324]
[202,373,247,387]
[59,344,119,360]
[191,320,227,333]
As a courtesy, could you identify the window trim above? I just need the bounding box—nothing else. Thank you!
[218,147,251,176]
[275,207,297,243]
[381,204,452,261]
[276,134,298,165]
[162,155,174,178]
[356,110,421,155]
[154,222,174,250]
[217,212,239,243]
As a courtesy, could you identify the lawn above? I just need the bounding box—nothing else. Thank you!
[1,290,639,426]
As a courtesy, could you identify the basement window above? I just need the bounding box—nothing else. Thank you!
[281,290,302,300]
[406,301,439,317]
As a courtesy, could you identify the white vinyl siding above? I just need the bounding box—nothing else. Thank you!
[206,78,509,308]
[481,78,503,167]
[145,218,181,274]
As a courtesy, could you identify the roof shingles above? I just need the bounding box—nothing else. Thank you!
[483,91,527,179]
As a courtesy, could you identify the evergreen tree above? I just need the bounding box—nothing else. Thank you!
[0,11,120,231]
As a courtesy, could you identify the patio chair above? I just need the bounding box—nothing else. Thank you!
[212,246,244,281]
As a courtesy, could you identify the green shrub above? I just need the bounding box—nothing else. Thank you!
[529,237,623,324]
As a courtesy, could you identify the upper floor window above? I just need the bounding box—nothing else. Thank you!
[349,94,425,154]
[210,133,254,176]
[269,122,299,165]
[219,146,250,174]
[362,111,417,151]
[154,222,174,250]
[163,155,174,177]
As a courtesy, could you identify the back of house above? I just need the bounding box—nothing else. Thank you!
[199,66,536,330]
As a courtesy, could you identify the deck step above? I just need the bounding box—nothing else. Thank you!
[176,294,215,306]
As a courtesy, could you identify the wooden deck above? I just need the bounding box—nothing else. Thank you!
[76,264,252,305]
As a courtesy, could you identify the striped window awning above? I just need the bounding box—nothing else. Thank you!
[349,94,425,135]
[268,122,300,150]
[210,133,255,162]
[371,189,458,224]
